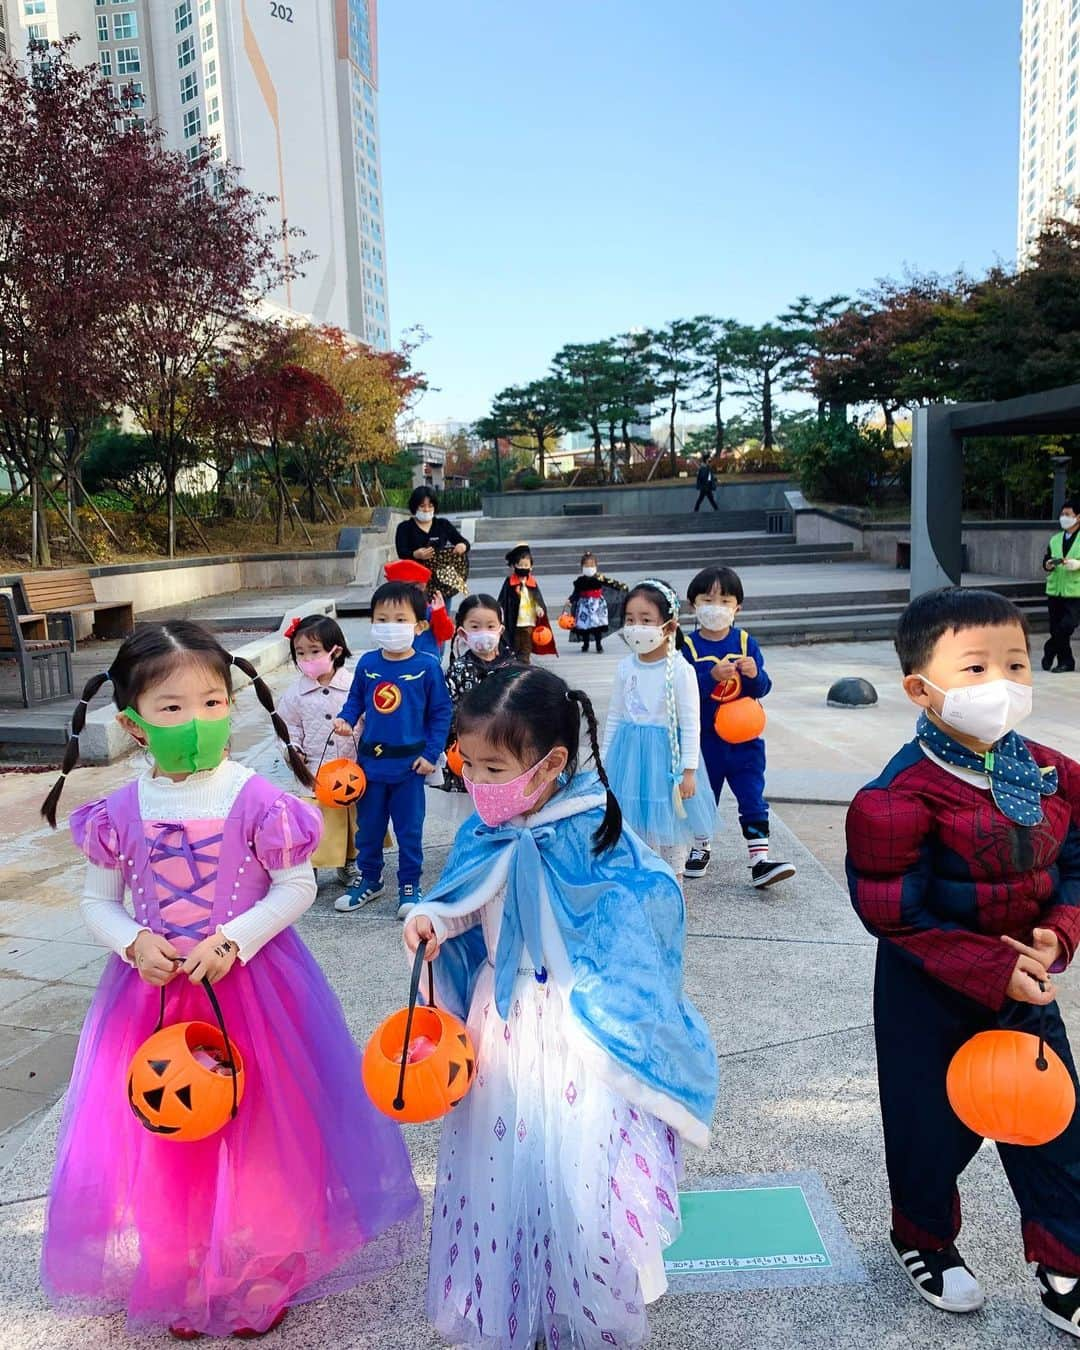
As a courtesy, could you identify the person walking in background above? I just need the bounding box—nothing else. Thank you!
[497,543,548,665]
[693,454,719,512]
[1042,498,1080,673]
[394,487,470,604]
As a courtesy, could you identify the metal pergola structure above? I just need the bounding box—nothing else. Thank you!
[910,382,1080,597]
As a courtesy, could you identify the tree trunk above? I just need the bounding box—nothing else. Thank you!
[882,404,896,449]
[591,420,602,475]
[607,422,617,482]
[167,480,176,558]
[715,362,724,453]
[668,392,678,476]
[762,370,774,449]
[537,433,545,481]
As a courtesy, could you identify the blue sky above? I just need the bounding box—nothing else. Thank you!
[378,0,1020,425]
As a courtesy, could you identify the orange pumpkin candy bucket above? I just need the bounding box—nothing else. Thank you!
[946,1011,1076,1148]
[363,946,476,1124]
[709,666,766,743]
[126,977,245,1142]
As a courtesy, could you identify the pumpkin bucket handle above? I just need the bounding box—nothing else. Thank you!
[154,974,241,1122]
[1037,990,1049,1072]
[394,945,437,1113]
[314,721,358,779]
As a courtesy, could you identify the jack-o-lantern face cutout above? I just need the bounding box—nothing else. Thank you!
[315,758,367,808]
[127,1020,245,1142]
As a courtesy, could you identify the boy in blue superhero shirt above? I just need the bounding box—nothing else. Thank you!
[681,565,796,889]
[333,580,453,919]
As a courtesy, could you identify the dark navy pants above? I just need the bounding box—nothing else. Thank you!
[354,769,425,888]
[875,941,1080,1273]
[700,731,768,839]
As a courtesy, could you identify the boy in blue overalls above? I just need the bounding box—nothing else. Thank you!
[681,565,796,889]
[333,580,453,919]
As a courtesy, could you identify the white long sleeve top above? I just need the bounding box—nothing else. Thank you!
[79,760,316,965]
[601,652,702,772]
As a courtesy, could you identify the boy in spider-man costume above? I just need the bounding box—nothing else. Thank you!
[846,587,1080,1338]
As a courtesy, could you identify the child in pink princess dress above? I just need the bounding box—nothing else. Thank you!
[39,620,420,1340]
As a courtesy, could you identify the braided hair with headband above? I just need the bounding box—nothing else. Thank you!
[454,665,622,853]
[624,578,686,819]
[40,620,314,828]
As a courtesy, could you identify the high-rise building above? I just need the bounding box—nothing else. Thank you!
[1018,0,1080,260]
[3,0,390,347]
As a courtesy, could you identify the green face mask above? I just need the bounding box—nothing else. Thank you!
[124,707,231,774]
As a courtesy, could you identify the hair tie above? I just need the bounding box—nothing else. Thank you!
[76,698,90,708]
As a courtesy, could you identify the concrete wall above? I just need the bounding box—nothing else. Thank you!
[482,478,793,518]
[0,510,408,640]
[795,508,1057,579]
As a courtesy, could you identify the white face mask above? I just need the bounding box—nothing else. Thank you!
[582,566,597,577]
[371,622,416,653]
[920,676,1032,745]
[1061,515,1078,533]
[696,603,735,631]
[623,624,669,655]
[465,630,501,655]
[415,509,435,524]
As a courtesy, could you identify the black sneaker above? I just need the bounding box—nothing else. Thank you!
[751,859,796,888]
[1043,653,1056,671]
[1053,665,1077,674]
[890,1231,984,1312]
[1038,1266,1080,1338]
[684,847,711,879]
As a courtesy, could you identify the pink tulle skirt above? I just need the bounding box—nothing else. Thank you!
[41,930,421,1336]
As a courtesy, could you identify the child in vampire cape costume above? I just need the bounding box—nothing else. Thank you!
[408,772,717,1350]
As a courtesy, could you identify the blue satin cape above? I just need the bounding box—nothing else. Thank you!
[418,773,717,1143]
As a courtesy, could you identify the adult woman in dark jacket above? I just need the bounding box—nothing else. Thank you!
[394,487,469,601]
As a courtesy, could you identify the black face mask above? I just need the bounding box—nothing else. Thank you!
[515,565,531,576]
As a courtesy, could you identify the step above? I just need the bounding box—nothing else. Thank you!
[475,510,777,541]
[468,548,865,579]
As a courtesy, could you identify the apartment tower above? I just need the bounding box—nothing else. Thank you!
[5,0,390,346]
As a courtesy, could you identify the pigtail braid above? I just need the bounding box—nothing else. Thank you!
[568,687,622,854]
[231,654,315,790]
[41,670,111,828]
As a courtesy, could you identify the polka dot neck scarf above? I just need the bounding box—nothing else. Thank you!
[917,712,1057,826]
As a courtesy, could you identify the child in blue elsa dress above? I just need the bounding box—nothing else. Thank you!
[404,665,717,1350]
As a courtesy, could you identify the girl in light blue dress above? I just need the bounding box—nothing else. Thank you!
[601,578,716,885]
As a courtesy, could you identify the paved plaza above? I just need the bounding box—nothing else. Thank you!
[0,613,1077,1347]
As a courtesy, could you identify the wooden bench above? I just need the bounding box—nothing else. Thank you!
[0,591,73,706]
[16,569,134,650]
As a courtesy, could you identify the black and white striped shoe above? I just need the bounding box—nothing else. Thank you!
[890,1231,985,1312]
[1038,1265,1080,1338]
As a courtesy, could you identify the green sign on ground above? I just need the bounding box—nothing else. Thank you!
[664,1185,831,1273]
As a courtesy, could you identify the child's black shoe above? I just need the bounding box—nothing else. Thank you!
[684,847,711,879]
[889,1231,984,1312]
[751,859,796,888]
[1038,1265,1080,1337]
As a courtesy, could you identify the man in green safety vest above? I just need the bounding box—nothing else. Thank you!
[1042,498,1080,672]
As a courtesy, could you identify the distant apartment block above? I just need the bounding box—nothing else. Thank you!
[1019,0,1080,258]
[4,0,390,347]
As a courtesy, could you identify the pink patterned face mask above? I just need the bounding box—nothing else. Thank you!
[298,651,337,679]
[463,756,551,826]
